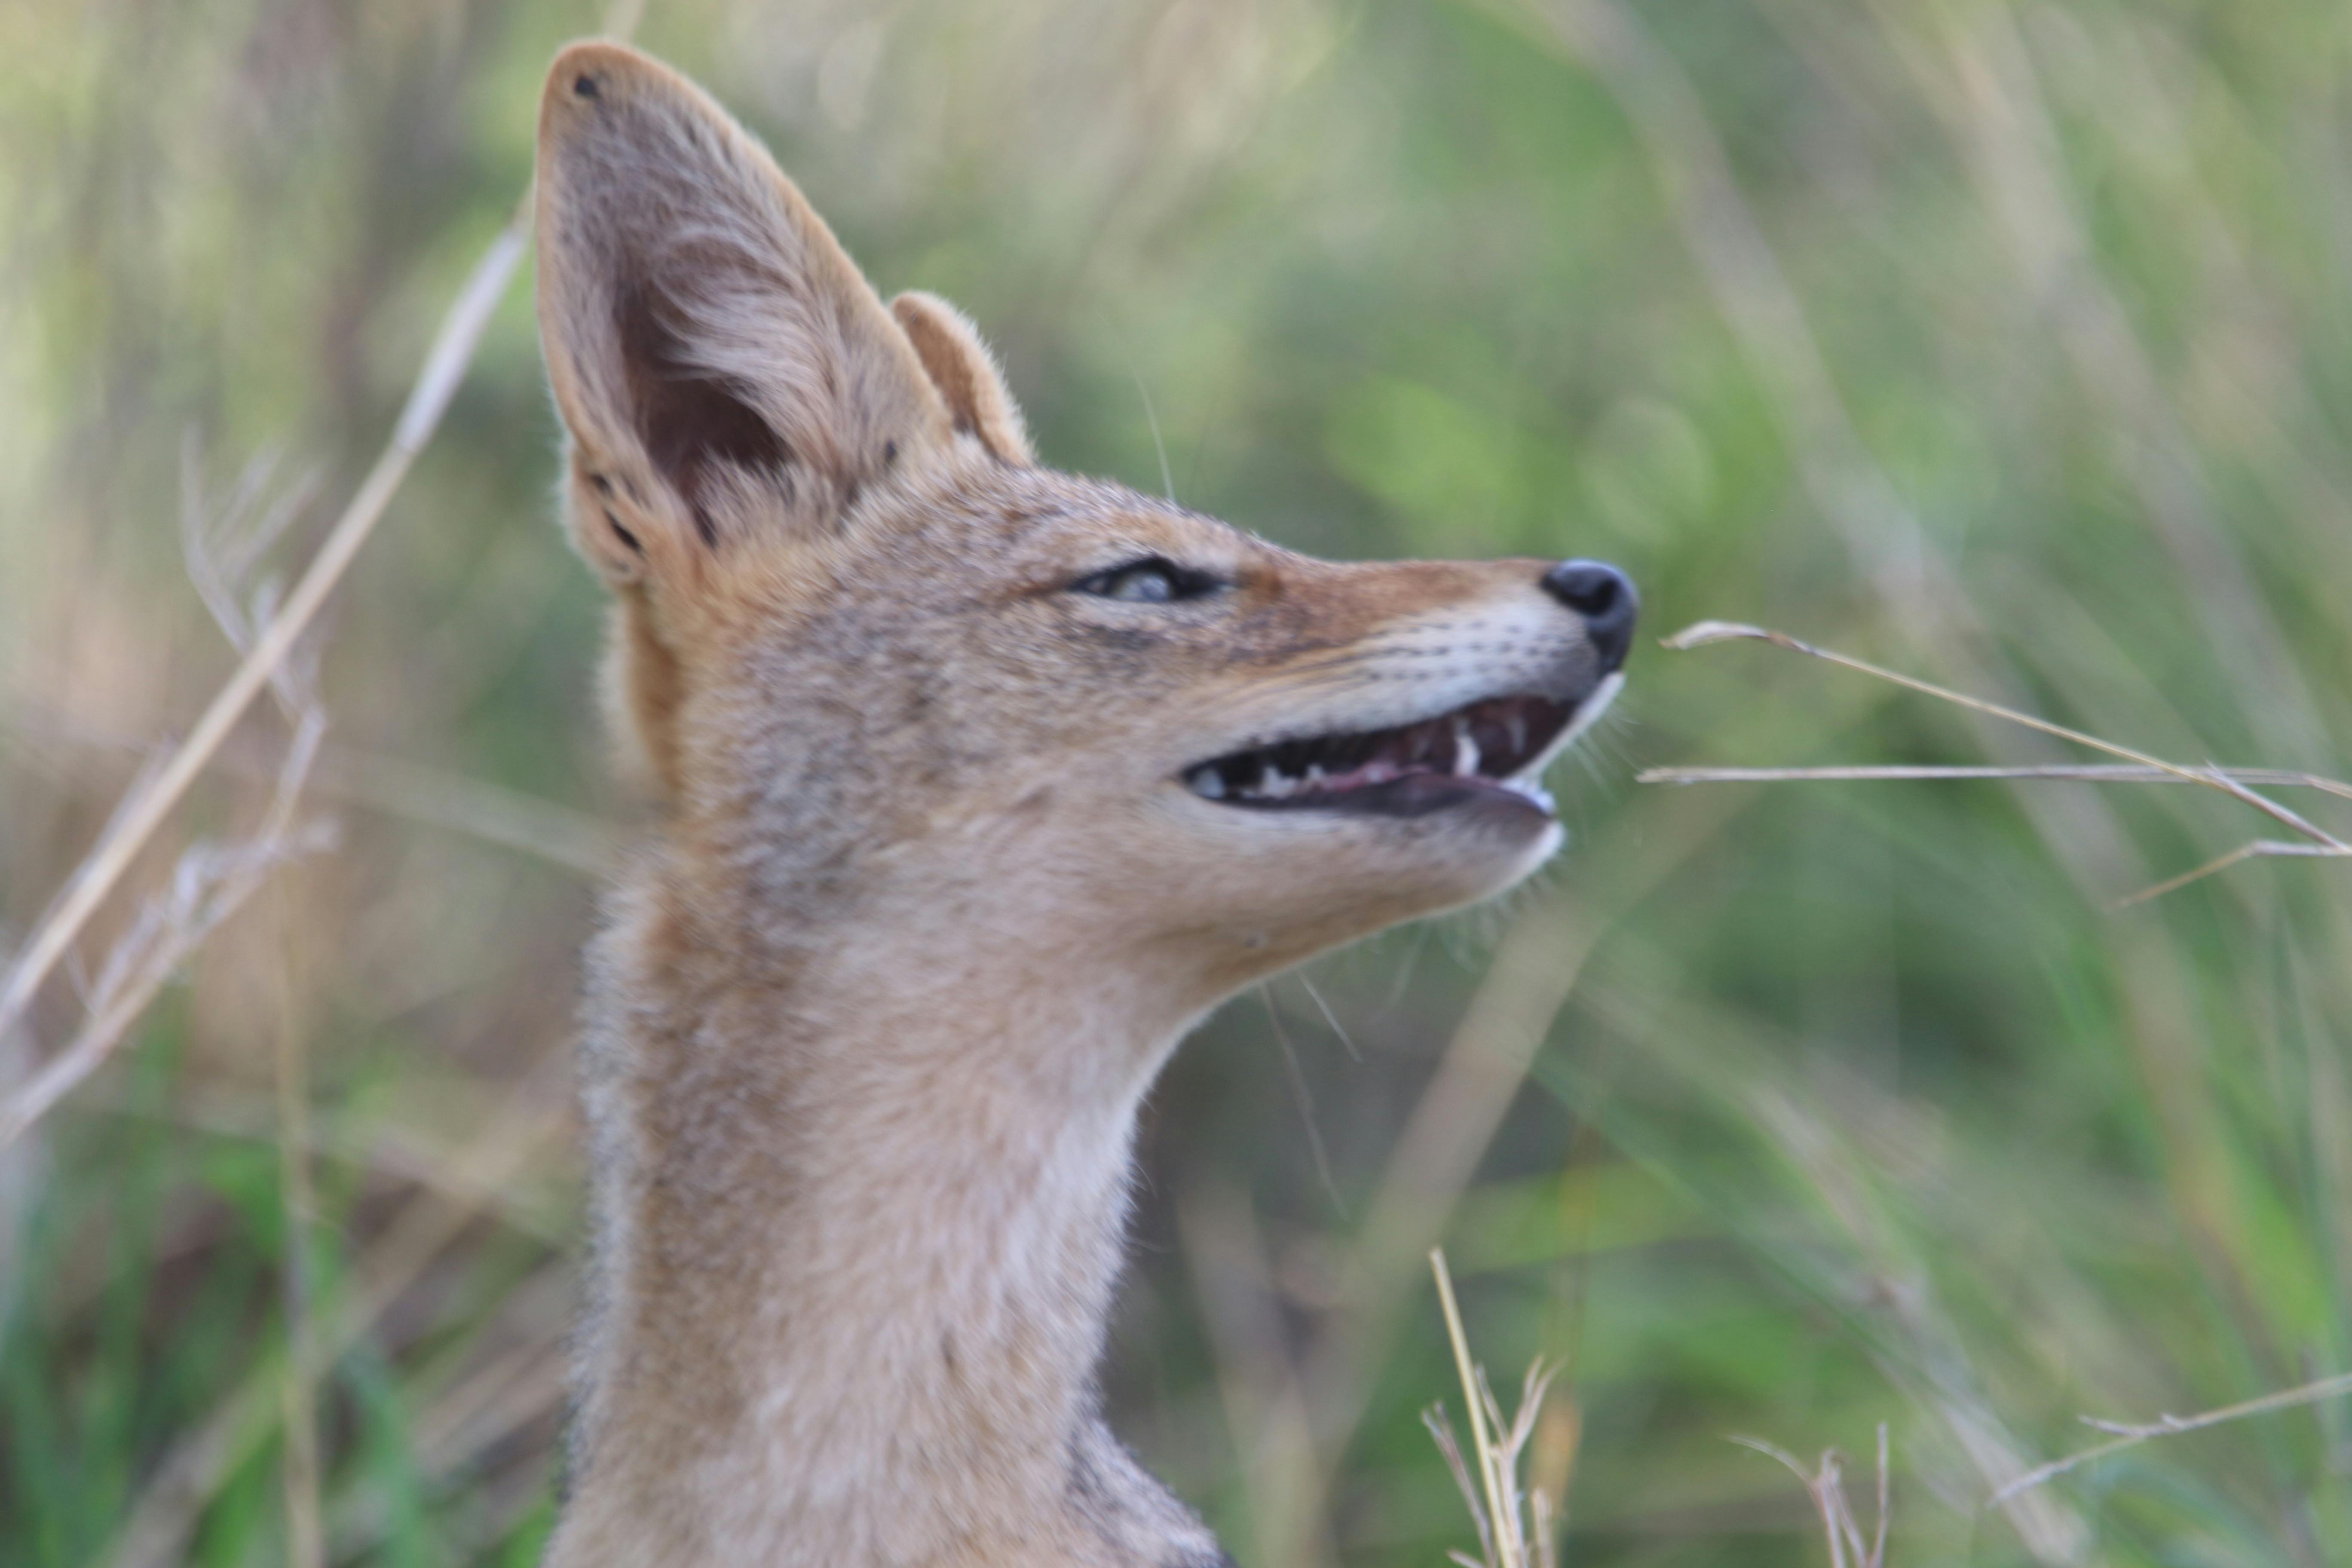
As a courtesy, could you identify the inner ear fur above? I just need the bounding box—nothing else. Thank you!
[891,292,1035,466]
[534,40,953,585]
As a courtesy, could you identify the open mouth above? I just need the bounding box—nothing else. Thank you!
[1181,675,1619,818]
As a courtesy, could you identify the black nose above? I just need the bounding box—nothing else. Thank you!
[1540,559,1638,673]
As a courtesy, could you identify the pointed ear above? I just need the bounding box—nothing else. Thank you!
[890,292,1034,466]
[534,40,953,588]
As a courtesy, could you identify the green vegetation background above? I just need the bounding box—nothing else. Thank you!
[3,0,2349,1564]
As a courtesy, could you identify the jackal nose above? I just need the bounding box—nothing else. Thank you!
[1541,559,1638,673]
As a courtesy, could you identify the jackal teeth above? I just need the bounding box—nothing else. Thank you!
[1180,689,1591,813]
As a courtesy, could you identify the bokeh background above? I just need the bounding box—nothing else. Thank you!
[5,0,2351,1563]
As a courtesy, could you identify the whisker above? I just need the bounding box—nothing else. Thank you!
[1295,972,1363,1063]
[1260,986,1348,1219]
[1384,922,1437,1010]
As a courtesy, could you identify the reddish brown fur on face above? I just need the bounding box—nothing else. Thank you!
[531,39,1622,1568]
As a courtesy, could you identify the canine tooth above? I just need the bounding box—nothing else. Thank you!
[1190,767,1225,800]
[1305,763,1326,785]
[1451,719,1480,778]
[1506,713,1528,755]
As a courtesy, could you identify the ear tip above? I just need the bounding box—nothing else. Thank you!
[890,290,962,331]
[539,39,696,126]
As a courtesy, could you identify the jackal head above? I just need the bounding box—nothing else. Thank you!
[536,42,1633,1000]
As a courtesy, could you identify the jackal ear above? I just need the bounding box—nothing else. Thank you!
[534,40,953,587]
[890,292,1034,466]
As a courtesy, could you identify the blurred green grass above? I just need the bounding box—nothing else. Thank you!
[3,0,2350,1564]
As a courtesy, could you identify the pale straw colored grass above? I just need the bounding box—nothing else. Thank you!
[1991,1370,2352,1508]
[0,215,525,1066]
[1732,1426,1891,1568]
[0,446,340,1151]
[1639,620,2351,908]
[1425,1249,1567,1568]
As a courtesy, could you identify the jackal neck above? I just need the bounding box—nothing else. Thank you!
[555,844,1223,1566]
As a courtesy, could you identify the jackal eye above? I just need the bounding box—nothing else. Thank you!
[1072,557,1222,603]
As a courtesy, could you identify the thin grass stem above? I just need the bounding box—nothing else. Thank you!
[2107,841,2349,910]
[1432,1249,1508,1564]
[0,216,527,1051]
[1991,1370,2352,1506]
[1656,620,2348,851]
[1639,763,2352,801]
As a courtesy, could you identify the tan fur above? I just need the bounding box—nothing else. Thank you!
[892,291,1036,466]
[531,40,1625,1568]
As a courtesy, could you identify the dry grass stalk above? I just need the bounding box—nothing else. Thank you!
[1650,621,2350,906]
[0,763,329,1150]
[0,447,344,1150]
[1641,763,2352,802]
[1731,1424,1891,1568]
[0,213,527,1054]
[1425,1249,1566,1568]
[7,709,618,876]
[1990,1369,2352,1507]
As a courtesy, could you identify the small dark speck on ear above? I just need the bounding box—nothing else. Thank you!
[882,440,898,466]
[589,472,613,496]
[604,510,645,557]
[573,74,600,100]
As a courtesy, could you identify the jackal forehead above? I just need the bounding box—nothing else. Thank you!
[962,473,1254,565]
[805,469,1255,604]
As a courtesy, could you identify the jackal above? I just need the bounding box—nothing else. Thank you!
[531,40,1634,1568]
